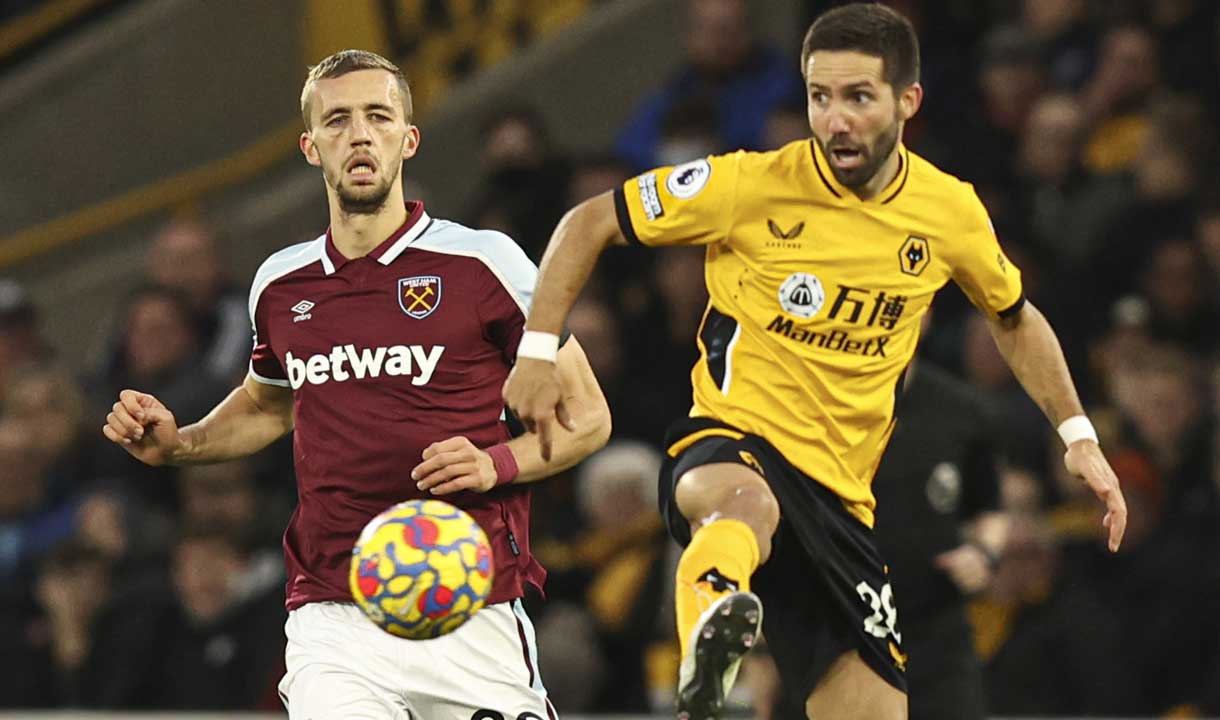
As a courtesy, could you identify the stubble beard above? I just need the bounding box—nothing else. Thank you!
[825,121,900,190]
[327,138,406,215]
[334,162,400,215]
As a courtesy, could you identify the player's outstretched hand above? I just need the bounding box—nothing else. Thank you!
[1064,440,1127,552]
[934,545,993,595]
[100,389,182,466]
[413,436,497,495]
[502,357,575,462]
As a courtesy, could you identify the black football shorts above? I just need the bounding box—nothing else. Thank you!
[659,416,908,703]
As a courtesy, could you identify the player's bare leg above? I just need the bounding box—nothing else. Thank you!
[804,650,907,720]
[675,463,780,559]
[672,463,779,719]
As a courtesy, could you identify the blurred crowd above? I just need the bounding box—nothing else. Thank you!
[3,0,1220,716]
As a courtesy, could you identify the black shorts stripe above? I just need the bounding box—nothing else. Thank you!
[612,185,642,246]
[698,306,738,391]
[997,292,1027,319]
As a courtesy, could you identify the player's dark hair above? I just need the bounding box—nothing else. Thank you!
[301,49,413,128]
[801,3,920,92]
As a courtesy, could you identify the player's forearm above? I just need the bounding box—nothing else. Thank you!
[988,301,1085,426]
[504,383,612,483]
[173,382,293,464]
[527,192,623,334]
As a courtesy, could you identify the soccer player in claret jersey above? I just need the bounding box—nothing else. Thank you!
[101,50,610,720]
[504,5,1127,720]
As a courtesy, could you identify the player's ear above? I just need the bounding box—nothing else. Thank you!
[300,132,322,167]
[401,125,421,161]
[898,82,923,121]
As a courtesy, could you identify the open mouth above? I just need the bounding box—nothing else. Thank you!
[829,146,865,170]
[346,157,378,181]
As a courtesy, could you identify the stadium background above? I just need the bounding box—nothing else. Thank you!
[1,0,1219,717]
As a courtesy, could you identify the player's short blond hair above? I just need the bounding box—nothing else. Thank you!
[300,50,413,129]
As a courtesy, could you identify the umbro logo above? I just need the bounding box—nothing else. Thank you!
[697,567,740,594]
[292,300,315,323]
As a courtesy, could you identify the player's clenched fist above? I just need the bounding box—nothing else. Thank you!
[101,389,183,466]
[502,357,574,461]
[411,436,497,495]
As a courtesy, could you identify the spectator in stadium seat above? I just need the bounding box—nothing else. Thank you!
[147,524,286,710]
[614,0,802,172]
[1134,238,1220,355]
[1079,24,1161,174]
[959,312,1050,477]
[600,246,710,446]
[0,279,53,401]
[1195,193,1220,283]
[1021,0,1095,91]
[653,93,723,167]
[1014,94,1130,273]
[761,99,810,152]
[469,105,569,261]
[565,154,649,305]
[545,441,671,713]
[977,513,1135,716]
[532,601,606,712]
[33,537,169,708]
[31,539,115,705]
[1107,344,1213,522]
[85,285,229,510]
[562,294,672,446]
[178,459,288,554]
[0,419,77,587]
[1088,95,1211,320]
[1053,348,1220,713]
[925,24,1045,225]
[4,366,91,499]
[566,154,631,208]
[146,219,250,384]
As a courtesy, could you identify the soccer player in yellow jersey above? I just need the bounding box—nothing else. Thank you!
[504,4,1127,719]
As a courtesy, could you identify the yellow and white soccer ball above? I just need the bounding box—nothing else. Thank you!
[350,499,494,639]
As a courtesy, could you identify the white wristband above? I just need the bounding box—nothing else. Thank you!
[516,330,560,363]
[1057,415,1098,447]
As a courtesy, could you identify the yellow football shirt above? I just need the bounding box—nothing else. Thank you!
[613,139,1024,526]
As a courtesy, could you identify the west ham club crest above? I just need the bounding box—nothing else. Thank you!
[398,276,441,319]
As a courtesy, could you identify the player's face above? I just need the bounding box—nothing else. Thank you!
[300,70,419,214]
[804,51,921,190]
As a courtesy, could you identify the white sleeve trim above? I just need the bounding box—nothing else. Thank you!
[412,224,537,315]
[248,236,327,325]
[248,365,290,387]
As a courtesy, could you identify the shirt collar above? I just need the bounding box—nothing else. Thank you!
[321,200,431,275]
[809,139,909,205]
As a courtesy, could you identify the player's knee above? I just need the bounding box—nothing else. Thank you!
[729,480,780,534]
[676,465,779,534]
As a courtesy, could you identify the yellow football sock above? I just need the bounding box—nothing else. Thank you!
[675,519,761,657]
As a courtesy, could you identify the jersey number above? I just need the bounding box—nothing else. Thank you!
[471,711,544,720]
[855,580,901,644]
